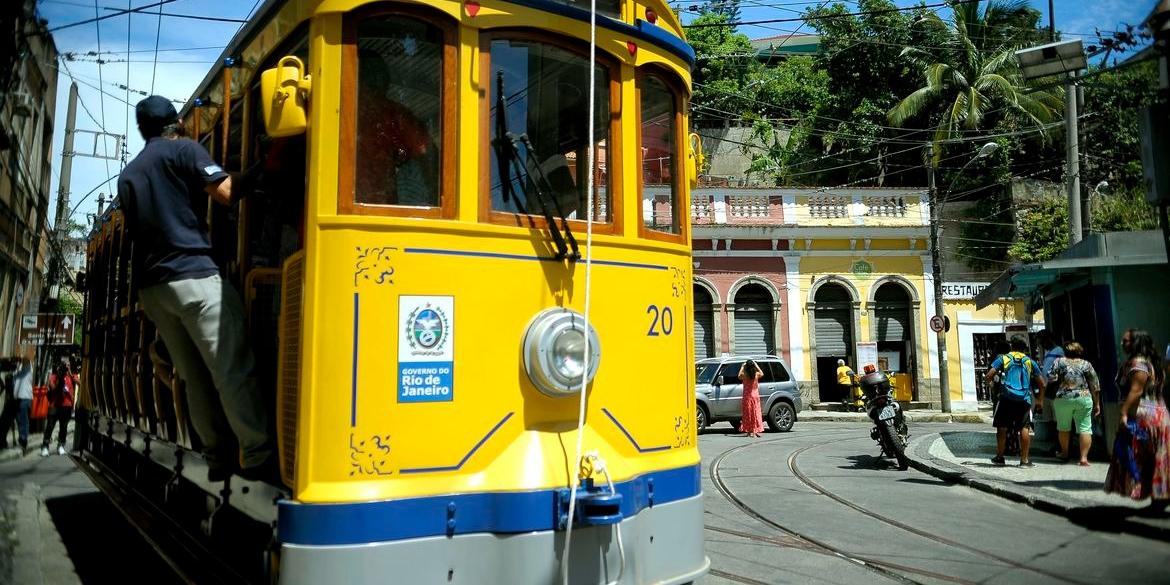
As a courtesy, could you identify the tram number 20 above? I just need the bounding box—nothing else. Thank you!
[646,305,674,336]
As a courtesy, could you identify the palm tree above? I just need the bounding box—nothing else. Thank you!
[887,0,1063,160]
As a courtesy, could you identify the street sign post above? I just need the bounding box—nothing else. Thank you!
[18,313,77,345]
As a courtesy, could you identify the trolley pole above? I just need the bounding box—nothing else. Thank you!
[927,144,951,413]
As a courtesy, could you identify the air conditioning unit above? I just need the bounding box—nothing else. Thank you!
[10,92,33,118]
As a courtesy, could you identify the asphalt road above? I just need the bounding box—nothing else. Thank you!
[5,421,1169,584]
[696,421,1170,585]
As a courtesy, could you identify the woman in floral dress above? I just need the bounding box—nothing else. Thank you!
[738,360,765,438]
[1105,330,1169,505]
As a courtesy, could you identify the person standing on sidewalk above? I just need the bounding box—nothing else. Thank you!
[1048,342,1100,466]
[836,359,855,406]
[40,362,76,457]
[1105,329,1169,507]
[984,336,1046,467]
[117,95,275,483]
[0,354,34,454]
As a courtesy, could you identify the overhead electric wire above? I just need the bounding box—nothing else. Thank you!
[47,0,175,33]
[151,1,164,93]
[93,0,113,186]
[124,0,131,168]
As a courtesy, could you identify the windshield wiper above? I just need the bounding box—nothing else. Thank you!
[491,72,579,261]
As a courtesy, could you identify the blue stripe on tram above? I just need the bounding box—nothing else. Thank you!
[277,464,701,546]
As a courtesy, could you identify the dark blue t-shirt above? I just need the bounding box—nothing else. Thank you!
[117,137,228,287]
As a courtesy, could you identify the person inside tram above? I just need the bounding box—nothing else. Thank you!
[354,49,437,207]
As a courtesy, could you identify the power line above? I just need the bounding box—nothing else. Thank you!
[46,0,175,33]
[150,2,164,93]
[93,0,113,183]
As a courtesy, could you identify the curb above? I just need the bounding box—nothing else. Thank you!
[908,433,1170,542]
[800,412,990,424]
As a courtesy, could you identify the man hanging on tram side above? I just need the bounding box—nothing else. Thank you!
[116,95,278,484]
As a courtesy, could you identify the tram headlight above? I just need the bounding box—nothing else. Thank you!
[523,308,601,398]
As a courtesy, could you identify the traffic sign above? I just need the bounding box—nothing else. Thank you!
[929,315,945,333]
[18,313,77,345]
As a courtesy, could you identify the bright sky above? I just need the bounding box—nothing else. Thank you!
[34,0,1156,229]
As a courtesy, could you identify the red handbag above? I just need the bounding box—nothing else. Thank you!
[30,386,49,419]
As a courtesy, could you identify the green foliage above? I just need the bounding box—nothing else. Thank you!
[1080,60,1160,194]
[687,12,758,125]
[56,293,84,345]
[1008,195,1068,263]
[1092,191,1159,233]
[957,193,1014,270]
[887,0,1062,162]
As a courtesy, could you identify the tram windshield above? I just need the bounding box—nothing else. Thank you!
[487,38,611,223]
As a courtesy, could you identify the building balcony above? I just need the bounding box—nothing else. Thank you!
[679,188,929,229]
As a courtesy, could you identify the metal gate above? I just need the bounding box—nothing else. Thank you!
[733,308,772,355]
[694,309,714,359]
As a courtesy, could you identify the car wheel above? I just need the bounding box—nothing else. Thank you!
[696,403,709,434]
[766,401,795,432]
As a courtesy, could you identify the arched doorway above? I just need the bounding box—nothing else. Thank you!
[872,282,915,398]
[693,284,715,360]
[733,283,774,355]
[814,283,854,402]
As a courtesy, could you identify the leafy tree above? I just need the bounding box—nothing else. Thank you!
[687,12,759,126]
[887,0,1063,162]
[1008,195,1067,263]
[57,293,84,345]
[704,0,741,24]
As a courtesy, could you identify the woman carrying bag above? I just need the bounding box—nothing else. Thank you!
[40,362,76,457]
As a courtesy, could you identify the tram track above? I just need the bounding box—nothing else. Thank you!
[785,439,1095,585]
[708,435,929,585]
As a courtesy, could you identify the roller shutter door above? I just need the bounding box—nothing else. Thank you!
[873,304,909,342]
[694,309,714,359]
[734,306,773,355]
[814,305,850,355]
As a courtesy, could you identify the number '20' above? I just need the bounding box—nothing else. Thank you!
[646,305,673,336]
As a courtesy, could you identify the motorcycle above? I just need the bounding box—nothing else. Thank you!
[859,364,910,470]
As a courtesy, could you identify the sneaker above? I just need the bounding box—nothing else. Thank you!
[991,455,1006,466]
[57,446,66,456]
[1019,460,1034,468]
[237,456,284,486]
[40,446,49,457]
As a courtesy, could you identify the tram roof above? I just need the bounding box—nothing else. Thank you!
[179,0,692,122]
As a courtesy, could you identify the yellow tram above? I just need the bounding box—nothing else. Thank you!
[80,0,706,582]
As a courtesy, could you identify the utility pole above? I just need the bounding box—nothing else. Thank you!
[1047,0,1055,42]
[926,144,951,413]
[49,82,78,301]
[1066,72,1082,247]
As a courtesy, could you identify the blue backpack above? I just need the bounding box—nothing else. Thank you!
[999,352,1033,402]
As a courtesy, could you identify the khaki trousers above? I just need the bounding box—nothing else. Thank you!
[140,274,271,468]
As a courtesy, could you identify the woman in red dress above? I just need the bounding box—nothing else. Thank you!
[739,360,765,437]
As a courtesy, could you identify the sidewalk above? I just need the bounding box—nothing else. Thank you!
[909,430,1170,541]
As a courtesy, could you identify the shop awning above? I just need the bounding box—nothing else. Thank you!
[973,231,1168,310]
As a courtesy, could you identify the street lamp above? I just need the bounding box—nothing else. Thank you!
[1088,180,1109,233]
[1015,39,1088,247]
[927,141,999,413]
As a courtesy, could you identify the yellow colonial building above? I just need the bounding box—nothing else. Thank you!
[681,186,1035,408]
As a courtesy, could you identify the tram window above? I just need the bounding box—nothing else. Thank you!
[639,73,680,235]
[486,38,613,225]
[351,15,446,209]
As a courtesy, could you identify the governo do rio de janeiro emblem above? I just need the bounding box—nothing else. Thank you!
[405,303,449,353]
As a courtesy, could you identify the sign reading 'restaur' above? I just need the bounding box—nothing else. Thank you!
[18,313,76,345]
[941,282,990,300]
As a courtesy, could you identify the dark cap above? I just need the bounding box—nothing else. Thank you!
[136,95,178,135]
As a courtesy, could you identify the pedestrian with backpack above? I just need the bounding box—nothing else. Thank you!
[984,336,1047,467]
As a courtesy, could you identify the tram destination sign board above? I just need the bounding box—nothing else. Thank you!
[19,313,76,345]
